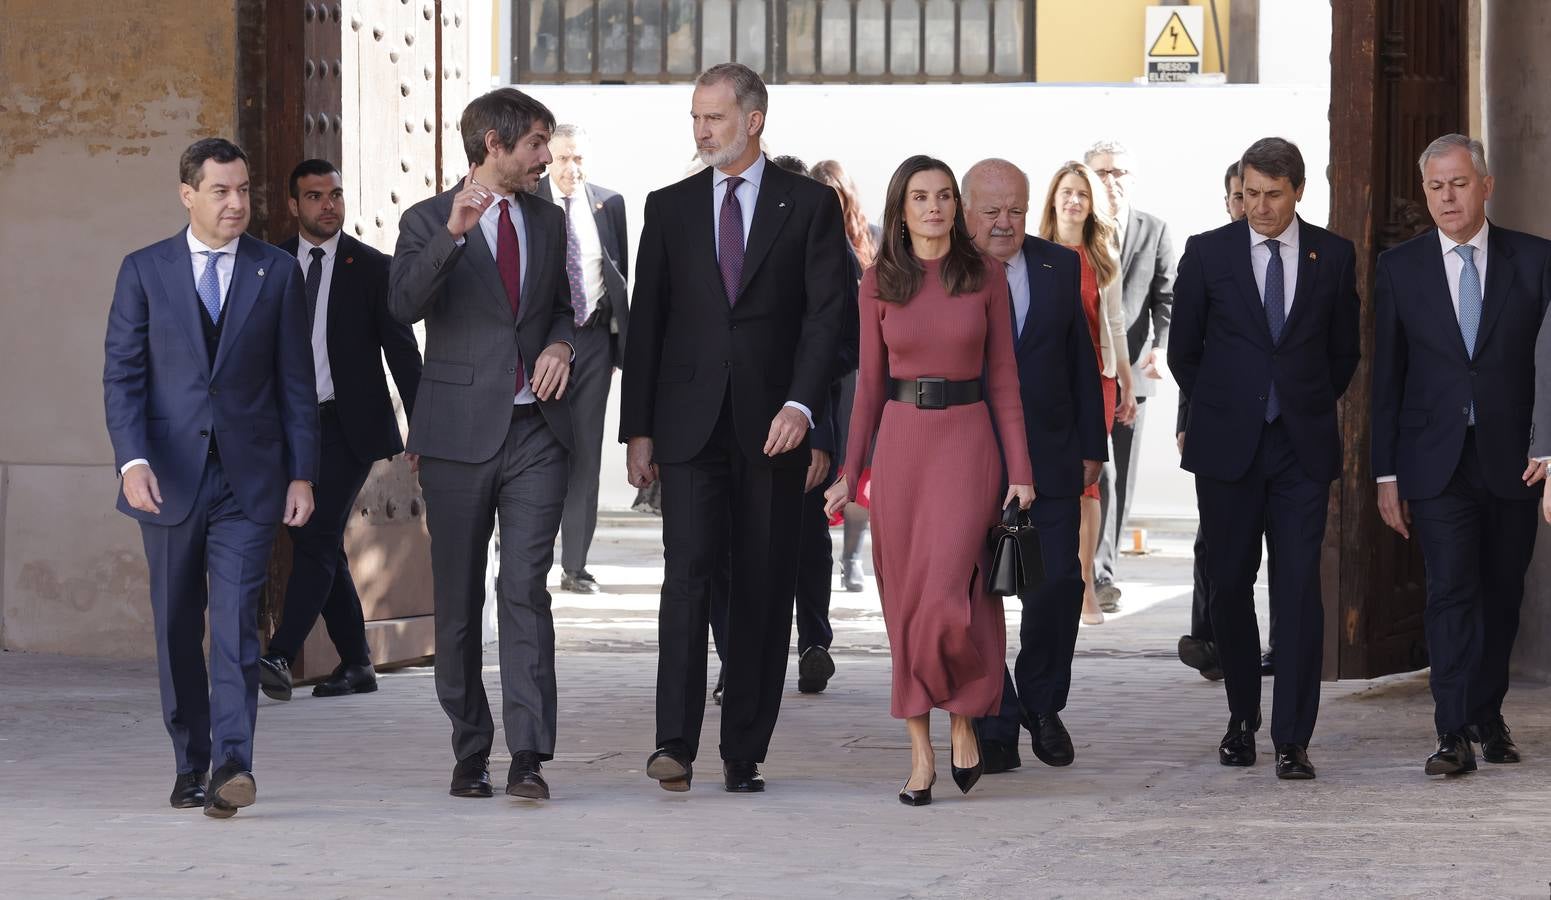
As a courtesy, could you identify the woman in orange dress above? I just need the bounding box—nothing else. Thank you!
[1038,162,1136,626]
[825,156,1034,805]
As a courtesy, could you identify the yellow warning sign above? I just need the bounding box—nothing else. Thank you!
[1148,11,1200,57]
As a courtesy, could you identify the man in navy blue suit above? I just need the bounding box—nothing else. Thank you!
[1169,137,1361,780]
[1372,133,1551,776]
[963,159,1107,774]
[104,138,319,817]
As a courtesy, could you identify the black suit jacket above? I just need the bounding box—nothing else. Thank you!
[1008,236,1108,498]
[279,233,422,463]
[810,244,862,464]
[534,177,631,366]
[1169,217,1361,483]
[1371,223,1551,500]
[620,160,848,468]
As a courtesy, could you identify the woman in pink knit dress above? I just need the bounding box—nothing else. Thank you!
[825,156,1034,805]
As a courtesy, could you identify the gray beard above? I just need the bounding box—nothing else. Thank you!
[698,130,749,170]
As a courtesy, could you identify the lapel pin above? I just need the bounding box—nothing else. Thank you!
[778,201,787,208]
[594,202,604,211]
[1041,263,1054,269]
[257,267,266,277]
[345,257,354,264]
[1308,251,1317,260]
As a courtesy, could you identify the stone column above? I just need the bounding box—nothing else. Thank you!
[1484,0,1551,679]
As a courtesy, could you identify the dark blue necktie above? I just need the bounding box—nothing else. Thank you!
[1263,238,1285,422]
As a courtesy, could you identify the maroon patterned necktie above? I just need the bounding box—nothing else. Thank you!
[496,198,524,394]
[563,196,589,326]
[718,176,745,305]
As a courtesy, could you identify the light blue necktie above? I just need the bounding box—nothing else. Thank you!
[197,250,223,323]
[1455,244,1481,424]
[1263,239,1285,422]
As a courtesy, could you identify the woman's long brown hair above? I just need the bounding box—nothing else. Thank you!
[875,155,985,305]
[809,159,876,270]
[1037,161,1119,288]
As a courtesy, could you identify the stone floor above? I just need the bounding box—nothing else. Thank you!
[2,519,1549,898]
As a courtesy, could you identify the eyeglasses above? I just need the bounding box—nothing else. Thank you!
[1092,168,1130,181]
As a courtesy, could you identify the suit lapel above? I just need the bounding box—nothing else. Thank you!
[327,234,355,335]
[1474,223,1515,355]
[588,183,616,256]
[1421,229,1470,360]
[1280,219,1321,343]
[1229,222,1272,344]
[1014,242,1038,352]
[156,232,212,379]
[517,192,547,322]
[212,235,265,374]
[687,169,727,303]
[458,182,516,319]
[737,164,793,297]
[1121,210,1145,272]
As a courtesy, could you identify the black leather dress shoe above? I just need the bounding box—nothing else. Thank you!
[1260,651,1276,677]
[723,760,765,793]
[449,754,493,798]
[1274,743,1316,780]
[797,645,836,694]
[1425,732,1478,776]
[561,569,602,594]
[506,750,550,800]
[204,761,256,819]
[313,662,378,697]
[898,773,935,806]
[1026,712,1075,767]
[257,653,293,702]
[169,771,208,809]
[1218,715,1260,767]
[1476,716,1520,764]
[982,739,1022,774]
[646,746,693,792]
[711,668,725,706]
[1177,635,1223,681]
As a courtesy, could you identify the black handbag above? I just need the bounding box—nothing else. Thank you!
[986,504,1044,597]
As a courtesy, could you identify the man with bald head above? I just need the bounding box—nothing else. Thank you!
[963,159,1107,773]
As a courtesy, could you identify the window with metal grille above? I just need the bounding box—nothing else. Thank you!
[514,0,1035,83]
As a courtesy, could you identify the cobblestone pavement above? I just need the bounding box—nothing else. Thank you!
[2,519,1549,898]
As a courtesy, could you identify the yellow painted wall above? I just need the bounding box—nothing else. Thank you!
[1037,0,1231,82]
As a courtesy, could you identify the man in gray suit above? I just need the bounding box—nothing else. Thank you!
[390,88,576,802]
[1085,139,1176,612]
[533,123,630,595]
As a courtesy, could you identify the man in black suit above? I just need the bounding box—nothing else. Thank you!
[621,64,847,794]
[1177,160,1246,683]
[1372,133,1551,776]
[257,160,423,701]
[1085,140,1176,614]
[962,159,1107,774]
[1169,137,1361,780]
[390,88,576,802]
[533,124,630,596]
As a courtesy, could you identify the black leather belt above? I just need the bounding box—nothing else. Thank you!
[318,399,337,415]
[513,402,542,418]
[889,377,982,410]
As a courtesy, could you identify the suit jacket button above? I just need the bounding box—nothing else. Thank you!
[199,430,209,438]
[1258,394,1267,401]
[209,387,218,395]
[508,367,517,374]
[723,361,729,368]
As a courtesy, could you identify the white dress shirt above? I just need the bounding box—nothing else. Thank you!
[1249,218,1300,317]
[710,154,811,428]
[459,189,538,405]
[1438,221,1489,318]
[550,183,606,314]
[122,230,239,475]
[1006,251,1031,338]
[295,231,340,403]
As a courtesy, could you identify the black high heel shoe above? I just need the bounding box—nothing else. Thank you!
[952,728,985,794]
[898,772,936,806]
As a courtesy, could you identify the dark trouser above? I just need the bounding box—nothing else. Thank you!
[418,406,568,763]
[1408,431,1539,735]
[1196,420,1328,748]
[560,321,612,574]
[979,494,1082,745]
[1189,525,1212,641]
[1095,396,1147,585]
[657,397,804,763]
[712,479,835,658]
[140,456,274,774]
[269,406,373,666]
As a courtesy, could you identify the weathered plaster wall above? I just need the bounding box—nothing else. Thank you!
[0,0,239,654]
